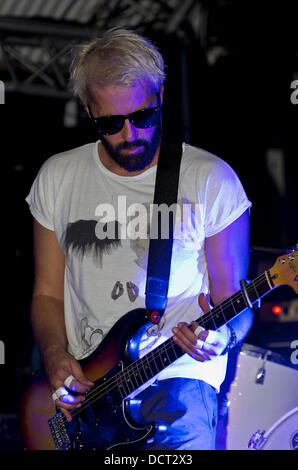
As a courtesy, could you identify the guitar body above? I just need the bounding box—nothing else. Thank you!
[21,308,160,450]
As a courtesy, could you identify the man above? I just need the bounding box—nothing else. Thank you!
[26,28,253,450]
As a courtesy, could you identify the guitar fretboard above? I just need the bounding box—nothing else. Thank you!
[114,271,273,399]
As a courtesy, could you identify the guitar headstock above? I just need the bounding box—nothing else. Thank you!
[269,249,298,293]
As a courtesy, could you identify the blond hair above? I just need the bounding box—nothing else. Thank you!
[69,28,166,103]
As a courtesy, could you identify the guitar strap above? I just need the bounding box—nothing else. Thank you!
[145,138,183,323]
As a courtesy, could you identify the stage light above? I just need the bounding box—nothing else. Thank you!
[272,305,282,315]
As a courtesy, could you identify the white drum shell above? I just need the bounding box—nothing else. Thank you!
[219,344,298,450]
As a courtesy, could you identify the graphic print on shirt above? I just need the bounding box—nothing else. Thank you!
[111,281,139,301]
[63,198,203,316]
[136,315,167,357]
[126,281,139,301]
[80,316,104,352]
[111,281,124,300]
[63,219,121,267]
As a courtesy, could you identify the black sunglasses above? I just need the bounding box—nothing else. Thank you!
[88,97,161,136]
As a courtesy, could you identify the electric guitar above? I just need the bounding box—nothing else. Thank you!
[21,250,298,450]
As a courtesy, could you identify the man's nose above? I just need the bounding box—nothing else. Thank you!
[121,118,138,142]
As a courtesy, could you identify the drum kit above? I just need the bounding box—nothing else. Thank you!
[216,343,298,450]
[215,245,298,450]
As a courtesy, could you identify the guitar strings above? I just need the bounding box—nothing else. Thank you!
[58,272,270,424]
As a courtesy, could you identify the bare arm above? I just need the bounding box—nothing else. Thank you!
[31,220,93,420]
[173,210,253,359]
[205,208,253,343]
[31,219,67,355]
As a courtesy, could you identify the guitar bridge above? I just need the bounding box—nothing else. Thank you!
[48,412,71,450]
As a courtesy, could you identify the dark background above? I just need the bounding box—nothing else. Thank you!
[0,0,297,449]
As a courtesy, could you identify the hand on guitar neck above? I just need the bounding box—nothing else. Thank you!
[172,293,233,362]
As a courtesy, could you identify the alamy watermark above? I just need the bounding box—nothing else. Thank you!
[290,339,298,365]
[0,81,4,104]
[94,196,203,240]
[290,80,298,104]
[0,340,4,364]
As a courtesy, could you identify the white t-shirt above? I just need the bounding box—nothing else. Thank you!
[26,141,251,392]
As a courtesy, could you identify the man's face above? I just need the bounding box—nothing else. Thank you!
[88,85,162,173]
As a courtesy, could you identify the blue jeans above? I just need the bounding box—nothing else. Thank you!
[130,378,218,450]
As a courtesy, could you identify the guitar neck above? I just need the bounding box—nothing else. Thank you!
[116,270,275,399]
[195,271,273,330]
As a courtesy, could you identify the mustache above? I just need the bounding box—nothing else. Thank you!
[116,139,148,151]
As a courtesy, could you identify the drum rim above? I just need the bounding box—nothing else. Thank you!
[240,342,293,367]
[260,407,298,450]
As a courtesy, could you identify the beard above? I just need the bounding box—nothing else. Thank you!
[100,122,162,173]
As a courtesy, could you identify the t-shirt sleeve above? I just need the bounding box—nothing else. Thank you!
[25,158,56,231]
[203,157,252,237]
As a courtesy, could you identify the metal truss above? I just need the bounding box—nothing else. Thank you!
[0,0,201,99]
